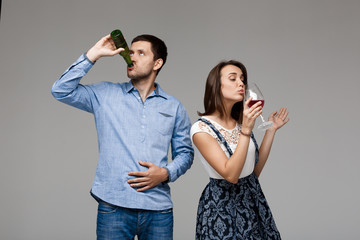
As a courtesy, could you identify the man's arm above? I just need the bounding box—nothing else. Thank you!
[165,103,194,182]
[51,54,96,112]
[51,34,124,112]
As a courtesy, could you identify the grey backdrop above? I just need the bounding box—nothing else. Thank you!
[1,0,359,239]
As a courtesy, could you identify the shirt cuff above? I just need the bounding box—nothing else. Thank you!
[163,166,172,183]
[83,53,96,65]
[68,53,94,74]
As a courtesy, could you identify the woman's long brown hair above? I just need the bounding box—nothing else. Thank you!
[198,60,248,123]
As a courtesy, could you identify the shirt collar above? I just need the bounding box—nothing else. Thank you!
[154,83,168,99]
[125,80,168,99]
[124,81,136,93]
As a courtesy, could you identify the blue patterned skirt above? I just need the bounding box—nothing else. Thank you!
[195,173,281,240]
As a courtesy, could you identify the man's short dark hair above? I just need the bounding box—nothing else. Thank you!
[132,34,168,75]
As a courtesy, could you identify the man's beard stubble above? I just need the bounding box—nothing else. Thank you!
[127,68,153,81]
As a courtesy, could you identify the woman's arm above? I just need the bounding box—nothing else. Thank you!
[193,131,251,184]
[193,99,262,184]
[254,108,290,177]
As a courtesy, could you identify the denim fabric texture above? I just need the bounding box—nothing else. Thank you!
[51,54,194,210]
[96,200,173,240]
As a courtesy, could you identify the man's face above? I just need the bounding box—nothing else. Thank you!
[127,41,156,80]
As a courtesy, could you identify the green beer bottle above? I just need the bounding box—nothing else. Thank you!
[110,29,134,68]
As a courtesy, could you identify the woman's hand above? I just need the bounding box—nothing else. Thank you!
[242,97,263,134]
[268,108,290,131]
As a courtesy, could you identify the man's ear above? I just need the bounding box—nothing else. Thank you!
[153,59,163,71]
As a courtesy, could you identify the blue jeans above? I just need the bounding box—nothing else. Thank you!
[96,200,173,240]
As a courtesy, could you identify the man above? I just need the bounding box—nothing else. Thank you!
[51,33,194,240]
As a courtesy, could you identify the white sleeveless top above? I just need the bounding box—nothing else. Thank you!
[190,117,256,179]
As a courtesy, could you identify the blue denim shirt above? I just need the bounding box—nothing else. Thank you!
[51,54,194,210]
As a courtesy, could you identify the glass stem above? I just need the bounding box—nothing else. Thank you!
[260,114,266,122]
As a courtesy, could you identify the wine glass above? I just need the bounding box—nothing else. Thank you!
[245,83,273,130]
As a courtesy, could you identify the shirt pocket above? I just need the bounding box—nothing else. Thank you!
[155,111,174,136]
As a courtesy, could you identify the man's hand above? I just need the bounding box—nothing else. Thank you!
[86,34,124,62]
[128,161,169,192]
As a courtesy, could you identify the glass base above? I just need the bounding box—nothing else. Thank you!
[258,121,273,130]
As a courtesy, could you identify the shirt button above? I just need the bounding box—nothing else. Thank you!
[141,125,145,129]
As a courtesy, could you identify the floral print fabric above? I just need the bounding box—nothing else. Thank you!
[195,174,281,240]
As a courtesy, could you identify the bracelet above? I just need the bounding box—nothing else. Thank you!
[240,130,251,137]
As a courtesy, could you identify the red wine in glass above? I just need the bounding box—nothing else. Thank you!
[245,83,273,130]
[248,100,265,108]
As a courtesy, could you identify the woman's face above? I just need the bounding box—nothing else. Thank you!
[220,64,245,103]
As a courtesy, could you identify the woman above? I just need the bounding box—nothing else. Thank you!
[191,60,289,239]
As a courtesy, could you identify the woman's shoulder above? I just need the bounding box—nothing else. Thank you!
[191,117,214,137]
